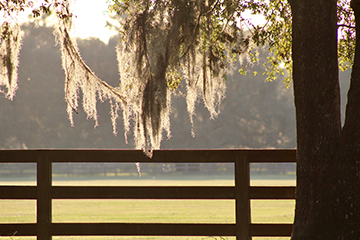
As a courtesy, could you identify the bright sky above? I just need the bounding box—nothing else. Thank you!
[15,0,264,44]
[14,0,116,43]
[71,0,117,43]
[69,2,265,44]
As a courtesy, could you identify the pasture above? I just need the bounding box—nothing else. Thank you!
[0,174,295,240]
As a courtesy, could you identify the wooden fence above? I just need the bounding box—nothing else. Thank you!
[0,149,296,240]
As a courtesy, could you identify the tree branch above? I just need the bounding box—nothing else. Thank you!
[337,24,355,29]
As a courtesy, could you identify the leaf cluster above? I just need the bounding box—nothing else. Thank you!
[233,0,292,85]
[0,0,32,14]
[337,0,355,71]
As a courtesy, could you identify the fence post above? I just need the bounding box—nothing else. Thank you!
[235,153,251,240]
[37,154,52,240]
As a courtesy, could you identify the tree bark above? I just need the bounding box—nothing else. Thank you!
[290,0,360,238]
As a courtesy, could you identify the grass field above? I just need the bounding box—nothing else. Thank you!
[0,175,295,240]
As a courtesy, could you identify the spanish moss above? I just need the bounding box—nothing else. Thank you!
[0,22,21,100]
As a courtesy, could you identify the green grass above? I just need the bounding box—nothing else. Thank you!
[0,176,294,240]
[52,199,235,223]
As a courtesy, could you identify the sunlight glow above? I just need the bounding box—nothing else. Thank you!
[71,0,117,43]
[15,0,116,43]
[13,1,265,44]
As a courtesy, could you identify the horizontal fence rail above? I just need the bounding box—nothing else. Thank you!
[0,149,296,240]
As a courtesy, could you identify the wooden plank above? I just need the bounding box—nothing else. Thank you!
[247,149,296,163]
[37,158,52,240]
[235,155,251,240]
[250,187,296,199]
[0,150,39,162]
[250,224,293,237]
[0,224,37,236]
[0,186,296,200]
[52,186,235,199]
[0,149,296,163]
[52,223,236,236]
[0,223,294,237]
[0,186,37,199]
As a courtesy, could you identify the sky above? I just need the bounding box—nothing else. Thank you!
[69,1,265,44]
[70,0,117,43]
[13,0,117,43]
[14,0,264,44]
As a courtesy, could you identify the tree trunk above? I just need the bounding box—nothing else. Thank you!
[290,0,360,238]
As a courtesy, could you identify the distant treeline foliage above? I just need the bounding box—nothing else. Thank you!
[0,162,296,177]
